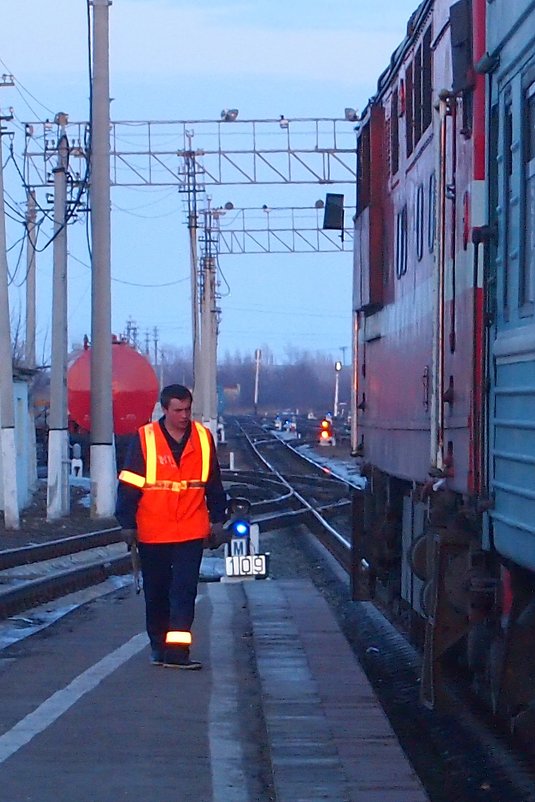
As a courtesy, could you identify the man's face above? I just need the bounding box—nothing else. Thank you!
[164,397,192,434]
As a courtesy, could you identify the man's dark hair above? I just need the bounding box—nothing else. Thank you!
[160,384,193,409]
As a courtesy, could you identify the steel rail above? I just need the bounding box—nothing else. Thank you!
[0,552,131,620]
[235,421,351,558]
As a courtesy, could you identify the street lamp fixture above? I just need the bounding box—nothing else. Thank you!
[344,107,360,122]
[221,109,239,122]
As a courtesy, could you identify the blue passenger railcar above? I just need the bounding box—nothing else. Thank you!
[351,0,535,741]
[485,0,535,739]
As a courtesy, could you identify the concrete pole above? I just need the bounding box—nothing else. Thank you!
[187,143,202,420]
[199,258,216,437]
[199,253,209,430]
[253,348,261,415]
[24,189,36,369]
[206,255,218,436]
[90,0,116,517]
[0,125,19,529]
[47,131,70,520]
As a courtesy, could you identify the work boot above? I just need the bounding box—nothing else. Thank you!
[150,648,165,666]
[163,648,202,670]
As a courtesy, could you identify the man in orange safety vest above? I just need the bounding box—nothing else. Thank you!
[116,384,227,669]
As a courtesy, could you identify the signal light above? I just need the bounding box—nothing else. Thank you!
[227,496,252,539]
[230,519,250,538]
[319,418,334,445]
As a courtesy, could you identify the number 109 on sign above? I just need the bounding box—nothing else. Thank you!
[225,554,268,578]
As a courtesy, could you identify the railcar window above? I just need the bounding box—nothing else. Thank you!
[488,104,499,321]
[428,172,436,252]
[391,89,399,176]
[522,85,535,311]
[504,100,513,316]
[396,205,408,278]
[416,183,424,261]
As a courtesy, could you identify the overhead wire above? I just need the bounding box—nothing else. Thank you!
[68,252,190,288]
[8,231,28,286]
[0,56,55,117]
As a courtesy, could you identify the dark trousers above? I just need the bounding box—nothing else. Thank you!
[138,539,204,653]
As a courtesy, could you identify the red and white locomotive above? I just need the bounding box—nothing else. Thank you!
[350,0,521,720]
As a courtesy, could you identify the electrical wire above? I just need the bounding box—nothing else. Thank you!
[68,252,190,287]
[9,135,91,253]
[0,57,55,117]
[8,230,28,287]
[111,202,178,220]
[215,253,231,297]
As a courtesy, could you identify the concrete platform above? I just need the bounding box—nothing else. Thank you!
[0,576,429,801]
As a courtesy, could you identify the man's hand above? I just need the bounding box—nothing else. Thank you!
[121,528,138,548]
[204,521,230,550]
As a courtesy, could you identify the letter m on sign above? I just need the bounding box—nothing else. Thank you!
[230,539,248,556]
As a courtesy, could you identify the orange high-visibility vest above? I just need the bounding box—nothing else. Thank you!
[118,421,212,544]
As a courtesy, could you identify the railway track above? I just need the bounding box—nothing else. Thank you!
[3,419,535,799]
[228,417,535,802]
[0,438,350,621]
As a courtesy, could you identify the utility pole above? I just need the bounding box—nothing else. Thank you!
[24,188,38,495]
[24,189,37,368]
[0,106,19,529]
[183,133,202,418]
[199,201,218,436]
[152,326,159,366]
[47,117,70,520]
[253,349,261,416]
[89,0,115,517]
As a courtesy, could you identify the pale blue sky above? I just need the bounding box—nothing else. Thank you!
[2,0,419,362]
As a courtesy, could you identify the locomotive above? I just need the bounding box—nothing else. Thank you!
[352,0,535,739]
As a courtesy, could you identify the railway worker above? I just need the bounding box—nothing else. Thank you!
[115,383,228,670]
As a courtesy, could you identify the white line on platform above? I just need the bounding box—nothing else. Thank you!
[0,632,146,765]
[208,584,249,802]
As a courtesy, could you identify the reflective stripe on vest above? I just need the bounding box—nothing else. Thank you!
[194,421,211,483]
[145,423,157,485]
[165,630,192,645]
[118,469,145,488]
[139,420,211,491]
[143,479,207,492]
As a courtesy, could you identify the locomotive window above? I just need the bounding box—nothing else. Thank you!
[414,46,423,145]
[428,172,436,252]
[521,84,535,311]
[416,183,424,261]
[406,62,414,157]
[422,28,433,133]
[391,89,399,176]
[396,205,408,278]
[357,122,371,215]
